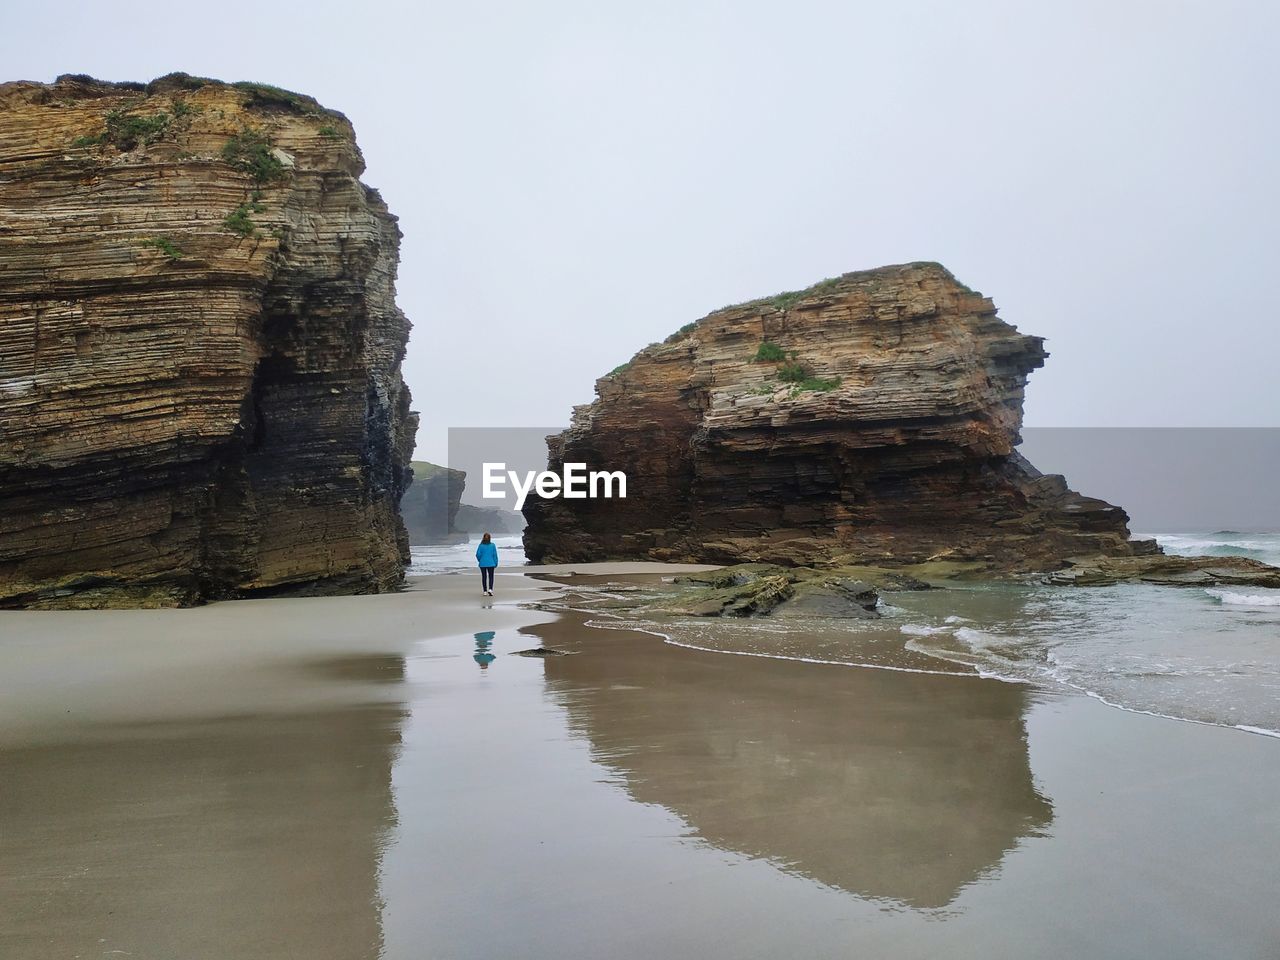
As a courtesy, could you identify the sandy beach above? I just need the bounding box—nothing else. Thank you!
[3,565,1279,959]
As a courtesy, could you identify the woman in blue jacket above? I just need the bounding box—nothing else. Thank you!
[476,533,498,596]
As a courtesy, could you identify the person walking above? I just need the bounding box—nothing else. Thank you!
[476,533,498,596]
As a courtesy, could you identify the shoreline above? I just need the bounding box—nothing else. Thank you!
[4,561,1277,746]
[3,564,1279,958]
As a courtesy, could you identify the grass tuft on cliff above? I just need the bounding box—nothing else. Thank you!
[233,81,308,112]
[662,321,698,344]
[793,375,842,393]
[770,277,841,311]
[753,341,786,362]
[73,109,172,151]
[139,237,183,260]
[776,359,810,382]
[221,128,286,183]
[232,80,344,120]
[223,201,262,238]
[721,276,845,314]
[148,72,215,92]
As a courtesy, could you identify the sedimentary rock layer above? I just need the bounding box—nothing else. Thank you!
[400,461,466,545]
[524,262,1151,571]
[0,74,416,607]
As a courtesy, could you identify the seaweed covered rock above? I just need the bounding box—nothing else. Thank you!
[666,564,880,618]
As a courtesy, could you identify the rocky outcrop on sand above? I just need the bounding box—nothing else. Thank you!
[1044,554,1280,588]
[0,74,416,608]
[401,461,466,545]
[401,461,524,545]
[455,503,524,537]
[667,565,881,618]
[524,262,1152,572]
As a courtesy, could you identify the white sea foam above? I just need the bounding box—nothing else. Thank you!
[656,634,979,677]
[1205,588,1280,607]
[899,623,951,637]
[558,554,1280,741]
[1235,725,1280,739]
[954,627,997,647]
[1145,531,1280,566]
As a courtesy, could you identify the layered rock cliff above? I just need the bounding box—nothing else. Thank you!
[0,74,416,607]
[401,461,466,545]
[524,262,1152,571]
[401,461,526,544]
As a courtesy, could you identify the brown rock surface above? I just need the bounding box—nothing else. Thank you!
[1044,554,1280,588]
[0,75,416,608]
[524,262,1154,571]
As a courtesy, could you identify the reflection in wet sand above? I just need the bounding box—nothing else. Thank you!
[0,701,404,960]
[533,616,1052,909]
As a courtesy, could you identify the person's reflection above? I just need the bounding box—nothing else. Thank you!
[473,631,497,670]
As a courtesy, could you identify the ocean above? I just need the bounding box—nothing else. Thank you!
[408,535,527,576]
[539,532,1280,739]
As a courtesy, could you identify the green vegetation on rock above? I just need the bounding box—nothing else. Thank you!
[793,376,842,393]
[149,72,213,91]
[73,108,171,151]
[662,321,698,344]
[171,98,201,119]
[770,277,840,311]
[221,128,286,183]
[233,81,308,111]
[223,200,263,238]
[723,276,845,314]
[776,359,809,382]
[753,341,786,362]
[139,237,183,259]
[232,80,342,120]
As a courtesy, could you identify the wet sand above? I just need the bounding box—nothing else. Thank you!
[2,566,1279,959]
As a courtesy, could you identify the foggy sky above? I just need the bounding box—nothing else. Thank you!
[5,0,1277,463]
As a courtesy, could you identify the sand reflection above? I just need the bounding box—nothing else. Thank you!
[533,617,1052,909]
[0,698,404,959]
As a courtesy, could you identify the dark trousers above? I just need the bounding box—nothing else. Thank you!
[480,566,495,591]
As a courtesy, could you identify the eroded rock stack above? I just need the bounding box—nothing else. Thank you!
[400,461,466,545]
[0,74,417,607]
[524,262,1152,571]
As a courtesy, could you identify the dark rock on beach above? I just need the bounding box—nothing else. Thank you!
[664,564,881,619]
[1044,554,1280,588]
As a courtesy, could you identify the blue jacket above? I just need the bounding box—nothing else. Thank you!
[476,541,499,568]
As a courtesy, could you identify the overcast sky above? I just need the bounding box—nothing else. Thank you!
[6,0,1276,463]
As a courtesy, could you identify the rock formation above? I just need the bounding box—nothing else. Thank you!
[524,262,1154,572]
[455,503,523,537]
[400,461,466,545]
[0,74,416,608]
[400,461,524,545]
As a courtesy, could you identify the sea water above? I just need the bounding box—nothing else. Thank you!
[549,532,1280,739]
[1141,529,1280,567]
[407,534,526,576]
